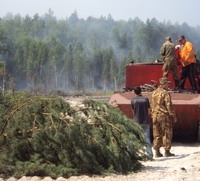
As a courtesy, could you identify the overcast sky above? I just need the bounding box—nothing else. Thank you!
[0,0,199,26]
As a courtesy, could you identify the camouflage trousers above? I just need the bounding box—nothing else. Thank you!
[162,60,179,81]
[152,115,173,151]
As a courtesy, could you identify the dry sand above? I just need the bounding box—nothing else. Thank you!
[65,143,200,181]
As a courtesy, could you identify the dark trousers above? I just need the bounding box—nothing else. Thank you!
[179,63,198,91]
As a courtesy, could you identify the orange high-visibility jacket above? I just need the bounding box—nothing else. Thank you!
[180,41,196,67]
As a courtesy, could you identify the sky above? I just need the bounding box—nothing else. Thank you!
[0,0,199,27]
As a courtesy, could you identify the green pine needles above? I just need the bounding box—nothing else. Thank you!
[0,91,147,179]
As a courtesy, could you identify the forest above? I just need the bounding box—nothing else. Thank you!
[1,9,200,93]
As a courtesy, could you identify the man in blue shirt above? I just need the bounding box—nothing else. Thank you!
[131,86,153,159]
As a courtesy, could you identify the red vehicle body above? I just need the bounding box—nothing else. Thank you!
[109,62,200,142]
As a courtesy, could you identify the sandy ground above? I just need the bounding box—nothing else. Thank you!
[6,143,199,181]
[64,143,200,181]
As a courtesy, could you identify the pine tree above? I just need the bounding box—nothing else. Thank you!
[0,91,148,179]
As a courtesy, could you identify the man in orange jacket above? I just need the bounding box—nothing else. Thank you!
[178,35,198,93]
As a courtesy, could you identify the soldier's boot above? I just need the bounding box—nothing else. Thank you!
[165,150,175,157]
[155,150,163,158]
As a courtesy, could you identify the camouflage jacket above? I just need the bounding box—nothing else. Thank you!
[150,87,175,118]
[160,42,176,62]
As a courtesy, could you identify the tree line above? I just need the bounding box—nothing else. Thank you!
[0,10,200,93]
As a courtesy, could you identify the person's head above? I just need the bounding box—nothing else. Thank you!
[165,36,172,43]
[159,77,171,89]
[134,86,142,95]
[179,35,186,45]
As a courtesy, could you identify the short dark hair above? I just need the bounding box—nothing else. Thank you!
[134,86,141,95]
[179,35,185,40]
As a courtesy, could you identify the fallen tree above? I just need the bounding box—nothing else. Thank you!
[0,91,148,179]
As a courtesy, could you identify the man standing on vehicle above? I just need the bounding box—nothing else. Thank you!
[178,35,198,93]
[160,36,179,91]
[150,77,177,157]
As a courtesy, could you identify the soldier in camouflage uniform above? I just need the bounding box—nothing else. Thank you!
[150,77,177,157]
[160,37,179,90]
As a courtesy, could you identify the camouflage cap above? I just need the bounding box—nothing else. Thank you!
[165,36,172,42]
[159,77,171,85]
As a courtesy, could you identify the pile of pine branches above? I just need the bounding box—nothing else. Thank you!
[0,91,147,179]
